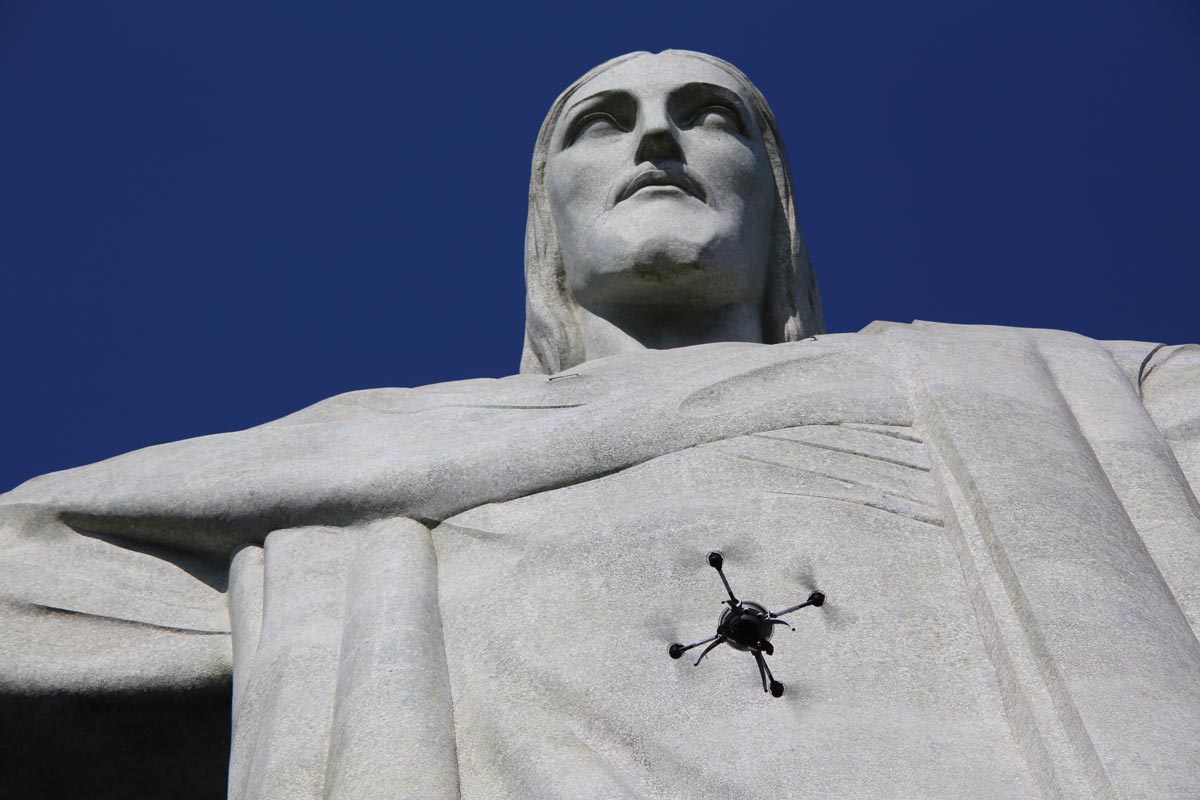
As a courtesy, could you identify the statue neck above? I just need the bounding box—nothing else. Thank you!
[575,301,764,363]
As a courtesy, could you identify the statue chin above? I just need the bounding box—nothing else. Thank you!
[567,225,763,309]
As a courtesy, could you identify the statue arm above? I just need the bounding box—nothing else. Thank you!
[0,502,460,796]
[0,375,586,694]
[0,501,232,693]
[0,499,236,797]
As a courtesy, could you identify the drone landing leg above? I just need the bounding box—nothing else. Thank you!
[752,649,770,693]
[753,649,786,698]
[668,635,718,660]
[693,636,726,667]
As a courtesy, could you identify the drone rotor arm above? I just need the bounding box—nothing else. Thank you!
[707,551,740,606]
[669,634,719,660]
[715,568,739,607]
[770,602,809,618]
[771,591,826,618]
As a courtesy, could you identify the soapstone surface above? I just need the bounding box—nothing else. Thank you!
[3,48,1199,800]
[4,328,1200,798]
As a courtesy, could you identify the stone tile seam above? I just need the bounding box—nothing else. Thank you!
[429,522,469,800]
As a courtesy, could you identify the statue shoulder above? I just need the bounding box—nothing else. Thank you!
[862,319,1191,383]
[1138,343,1200,494]
[864,319,1200,499]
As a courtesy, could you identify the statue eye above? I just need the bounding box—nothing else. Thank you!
[570,112,622,144]
[691,105,741,133]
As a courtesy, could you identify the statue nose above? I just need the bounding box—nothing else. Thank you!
[634,125,684,165]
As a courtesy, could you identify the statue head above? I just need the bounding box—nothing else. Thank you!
[520,50,824,374]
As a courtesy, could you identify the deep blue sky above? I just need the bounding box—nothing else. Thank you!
[3,1,1198,492]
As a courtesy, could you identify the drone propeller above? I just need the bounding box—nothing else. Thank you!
[649,625,683,646]
[791,556,852,629]
[705,538,748,561]
[793,554,821,594]
[819,597,854,629]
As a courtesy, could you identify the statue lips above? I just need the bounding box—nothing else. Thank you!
[614,168,707,206]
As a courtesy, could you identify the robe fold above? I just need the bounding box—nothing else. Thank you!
[3,322,1199,799]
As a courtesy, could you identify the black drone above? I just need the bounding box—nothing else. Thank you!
[669,551,825,698]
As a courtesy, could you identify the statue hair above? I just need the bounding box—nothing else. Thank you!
[520,50,824,374]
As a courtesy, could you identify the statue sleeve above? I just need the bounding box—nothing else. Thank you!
[226,517,460,800]
[1139,343,1200,501]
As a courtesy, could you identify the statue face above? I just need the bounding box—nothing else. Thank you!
[546,52,776,309]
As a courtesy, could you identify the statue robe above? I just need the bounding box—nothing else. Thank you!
[3,322,1199,799]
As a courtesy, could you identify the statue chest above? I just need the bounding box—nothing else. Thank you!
[433,421,1039,799]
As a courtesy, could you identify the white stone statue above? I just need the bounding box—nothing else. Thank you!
[3,50,1200,800]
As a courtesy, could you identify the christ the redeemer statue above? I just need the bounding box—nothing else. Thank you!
[3,51,1199,800]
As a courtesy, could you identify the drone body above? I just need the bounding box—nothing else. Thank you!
[669,551,825,698]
